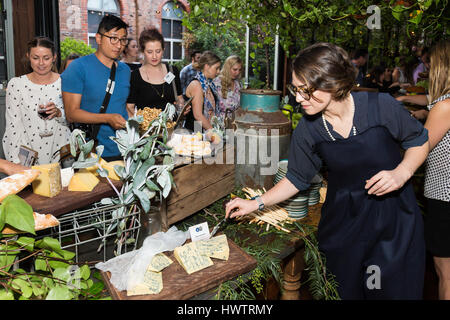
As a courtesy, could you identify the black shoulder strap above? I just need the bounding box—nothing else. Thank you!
[92,61,117,139]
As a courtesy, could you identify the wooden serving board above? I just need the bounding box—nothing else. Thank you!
[100,236,257,300]
[19,178,123,217]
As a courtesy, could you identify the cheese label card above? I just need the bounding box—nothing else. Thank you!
[164,72,175,84]
[174,242,213,274]
[148,253,173,272]
[189,222,210,242]
[127,271,163,296]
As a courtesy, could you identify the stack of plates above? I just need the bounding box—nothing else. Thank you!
[308,174,323,206]
[274,160,309,220]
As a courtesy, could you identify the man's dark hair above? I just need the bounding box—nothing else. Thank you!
[190,50,201,60]
[97,14,128,34]
[353,48,368,60]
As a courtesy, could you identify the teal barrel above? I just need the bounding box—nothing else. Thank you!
[240,89,282,113]
[233,89,291,190]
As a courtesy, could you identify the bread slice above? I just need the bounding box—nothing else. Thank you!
[1,212,60,234]
[0,169,41,203]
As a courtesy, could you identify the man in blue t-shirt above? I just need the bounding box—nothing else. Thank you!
[61,15,131,161]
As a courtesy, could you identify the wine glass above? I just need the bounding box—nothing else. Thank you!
[37,99,53,137]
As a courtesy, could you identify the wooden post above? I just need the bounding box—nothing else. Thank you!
[281,248,305,300]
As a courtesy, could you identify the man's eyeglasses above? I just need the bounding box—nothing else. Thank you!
[99,33,129,46]
[287,84,316,101]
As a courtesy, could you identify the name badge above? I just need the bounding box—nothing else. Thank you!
[189,222,210,242]
[164,72,175,84]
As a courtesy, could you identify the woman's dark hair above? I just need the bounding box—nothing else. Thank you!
[97,14,128,34]
[123,38,136,55]
[139,28,164,52]
[59,53,80,73]
[192,51,221,71]
[24,36,57,74]
[292,42,357,101]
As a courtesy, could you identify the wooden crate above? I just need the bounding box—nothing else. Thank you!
[164,143,235,227]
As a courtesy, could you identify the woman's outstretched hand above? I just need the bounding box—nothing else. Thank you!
[225,197,258,219]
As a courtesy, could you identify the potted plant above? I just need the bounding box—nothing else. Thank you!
[69,103,177,254]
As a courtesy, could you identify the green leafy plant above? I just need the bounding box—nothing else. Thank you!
[60,37,96,60]
[69,103,177,255]
[0,195,107,300]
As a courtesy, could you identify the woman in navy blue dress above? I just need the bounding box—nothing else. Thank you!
[225,43,429,299]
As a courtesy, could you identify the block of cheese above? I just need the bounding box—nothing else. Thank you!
[195,234,230,260]
[68,170,100,192]
[127,271,163,296]
[0,169,41,202]
[31,163,62,198]
[102,160,124,181]
[148,253,173,272]
[174,242,213,275]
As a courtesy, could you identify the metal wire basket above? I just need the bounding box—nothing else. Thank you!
[38,201,141,263]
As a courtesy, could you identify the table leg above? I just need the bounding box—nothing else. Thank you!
[281,248,305,300]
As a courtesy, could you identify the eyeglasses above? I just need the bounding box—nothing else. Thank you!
[287,83,316,101]
[99,33,129,46]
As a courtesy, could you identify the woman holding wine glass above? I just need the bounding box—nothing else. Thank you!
[2,36,70,165]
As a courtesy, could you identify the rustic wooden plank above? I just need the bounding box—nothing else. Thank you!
[167,172,235,225]
[168,162,235,205]
[100,236,257,300]
[19,179,123,217]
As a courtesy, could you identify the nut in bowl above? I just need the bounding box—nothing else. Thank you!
[137,107,175,135]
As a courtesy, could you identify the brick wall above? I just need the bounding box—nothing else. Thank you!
[59,0,191,46]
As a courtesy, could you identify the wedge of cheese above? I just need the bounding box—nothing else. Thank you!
[127,271,163,296]
[102,160,124,181]
[174,242,213,275]
[68,170,100,192]
[31,163,62,198]
[0,169,41,202]
[195,234,230,260]
[148,253,173,272]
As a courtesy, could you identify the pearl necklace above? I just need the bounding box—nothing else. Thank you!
[321,97,357,141]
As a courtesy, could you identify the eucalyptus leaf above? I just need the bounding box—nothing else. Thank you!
[72,157,98,169]
[132,159,157,191]
[97,167,109,178]
[81,139,95,156]
[133,189,151,213]
[100,198,114,205]
[145,180,161,192]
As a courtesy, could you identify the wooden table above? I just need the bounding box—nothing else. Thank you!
[19,178,123,217]
[101,236,257,300]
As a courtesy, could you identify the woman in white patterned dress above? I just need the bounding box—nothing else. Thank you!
[213,55,243,120]
[2,37,70,165]
[423,39,450,300]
